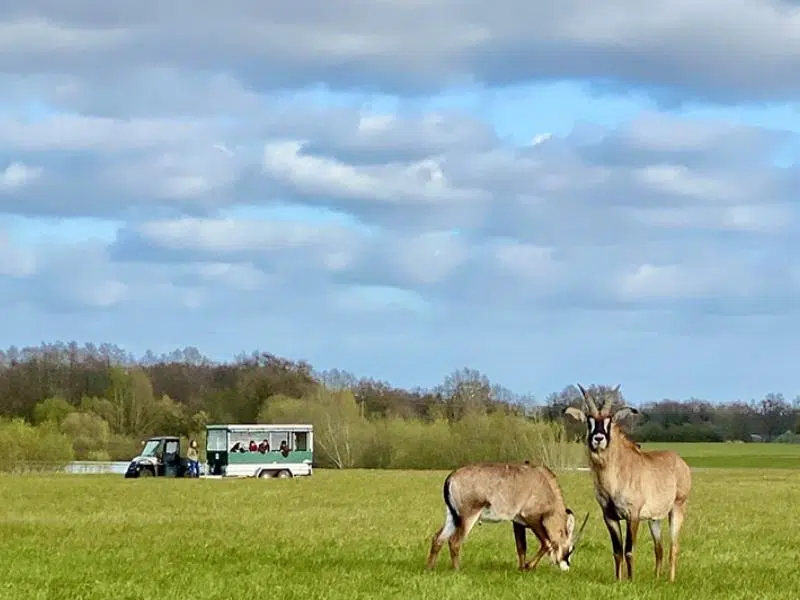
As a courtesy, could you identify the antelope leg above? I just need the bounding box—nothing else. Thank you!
[513,522,528,570]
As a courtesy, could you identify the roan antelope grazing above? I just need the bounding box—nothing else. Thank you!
[564,384,692,582]
[425,462,589,572]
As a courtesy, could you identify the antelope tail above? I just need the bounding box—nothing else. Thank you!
[443,473,462,528]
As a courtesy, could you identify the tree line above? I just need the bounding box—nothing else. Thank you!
[0,341,797,472]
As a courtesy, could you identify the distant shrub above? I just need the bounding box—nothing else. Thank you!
[60,412,111,460]
[87,450,112,461]
[773,431,800,444]
[0,418,74,472]
[632,421,724,443]
[106,434,142,461]
[258,393,584,470]
[319,413,583,471]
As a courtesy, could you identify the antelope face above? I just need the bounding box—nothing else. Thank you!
[549,509,579,571]
[551,509,589,571]
[548,536,574,571]
[555,543,574,571]
[564,384,639,454]
[587,415,611,453]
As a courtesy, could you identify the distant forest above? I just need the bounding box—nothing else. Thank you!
[0,341,798,471]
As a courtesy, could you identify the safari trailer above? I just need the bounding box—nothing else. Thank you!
[204,423,313,479]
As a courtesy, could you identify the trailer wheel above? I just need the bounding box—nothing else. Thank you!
[276,470,292,479]
[258,470,272,479]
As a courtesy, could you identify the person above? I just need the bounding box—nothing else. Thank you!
[187,439,200,478]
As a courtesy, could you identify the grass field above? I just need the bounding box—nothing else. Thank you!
[2,446,799,600]
[639,442,800,469]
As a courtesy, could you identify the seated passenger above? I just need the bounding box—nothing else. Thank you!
[248,440,257,452]
[279,440,290,457]
[258,439,269,453]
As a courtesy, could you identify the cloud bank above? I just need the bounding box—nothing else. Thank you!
[2,1,800,401]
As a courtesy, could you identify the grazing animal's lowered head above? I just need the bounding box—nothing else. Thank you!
[564,384,639,456]
[550,508,588,571]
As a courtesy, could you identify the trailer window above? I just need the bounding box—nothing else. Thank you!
[207,429,227,452]
[294,431,308,451]
[270,432,290,450]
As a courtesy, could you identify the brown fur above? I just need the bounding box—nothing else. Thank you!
[425,462,584,572]
[565,384,692,582]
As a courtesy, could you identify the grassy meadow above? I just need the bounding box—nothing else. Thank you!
[639,441,800,469]
[1,443,799,600]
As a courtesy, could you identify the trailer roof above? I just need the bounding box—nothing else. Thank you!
[206,423,313,431]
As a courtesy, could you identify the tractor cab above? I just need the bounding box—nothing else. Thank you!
[124,435,190,478]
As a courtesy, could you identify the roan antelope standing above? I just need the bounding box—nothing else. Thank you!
[564,384,692,582]
[425,462,589,572]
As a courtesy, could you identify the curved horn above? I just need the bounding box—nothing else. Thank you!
[576,383,598,414]
[573,512,590,547]
[601,384,620,413]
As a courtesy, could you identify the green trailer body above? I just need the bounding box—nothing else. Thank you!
[204,423,314,479]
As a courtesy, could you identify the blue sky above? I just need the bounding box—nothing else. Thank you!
[3,1,800,405]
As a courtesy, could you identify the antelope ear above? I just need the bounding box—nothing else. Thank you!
[563,406,586,422]
[566,509,576,538]
[612,406,639,423]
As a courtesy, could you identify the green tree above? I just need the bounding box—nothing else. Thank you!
[60,412,112,460]
[32,396,75,426]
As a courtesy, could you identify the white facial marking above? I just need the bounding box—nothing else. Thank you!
[588,414,610,451]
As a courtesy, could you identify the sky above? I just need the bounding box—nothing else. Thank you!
[2,1,800,405]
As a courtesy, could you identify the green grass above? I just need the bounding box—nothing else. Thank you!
[2,466,800,600]
[639,442,800,469]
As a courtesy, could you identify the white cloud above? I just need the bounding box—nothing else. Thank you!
[635,164,742,201]
[492,242,560,282]
[4,1,800,104]
[0,114,209,152]
[2,103,784,325]
[632,204,796,233]
[387,231,470,285]
[136,216,360,254]
[617,264,705,301]
[261,140,485,208]
[0,162,41,188]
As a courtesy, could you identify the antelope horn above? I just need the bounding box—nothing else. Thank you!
[573,512,590,547]
[576,383,598,414]
[601,384,620,413]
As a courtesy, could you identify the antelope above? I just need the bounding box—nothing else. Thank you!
[425,462,589,572]
[564,384,692,582]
